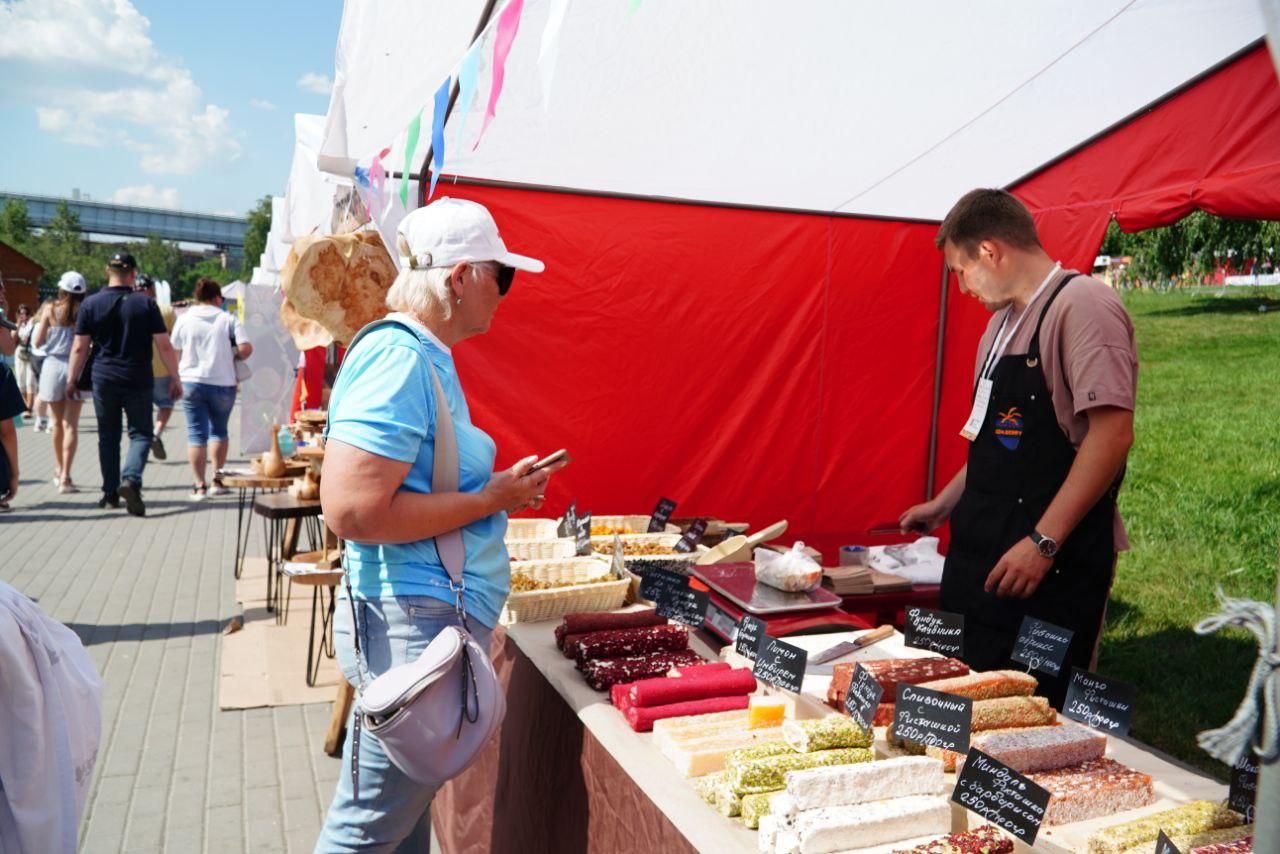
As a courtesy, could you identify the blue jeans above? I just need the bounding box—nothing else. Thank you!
[316,595,494,853]
[181,381,235,446]
[92,383,153,496]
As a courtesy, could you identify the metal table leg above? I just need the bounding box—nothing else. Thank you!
[233,486,258,579]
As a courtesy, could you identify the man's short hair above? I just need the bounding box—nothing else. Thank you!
[194,277,222,303]
[935,189,1041,255]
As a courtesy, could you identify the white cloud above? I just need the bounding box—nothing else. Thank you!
[297,72,332,95]
[250,98,277,111]
[111,184,180,209]
[0,0,242,175]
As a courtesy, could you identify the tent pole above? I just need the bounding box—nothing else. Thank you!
[1255,566,1280,852]
[924,257,950,499]
[416,0,502,207]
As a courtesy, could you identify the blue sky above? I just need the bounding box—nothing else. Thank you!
[0,0,344,217]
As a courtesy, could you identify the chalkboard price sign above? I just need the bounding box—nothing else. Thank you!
[574,511,593,556]
[734,614,767,661]
[753,636,807,693]
[639,566,688,603]
[1229,753,1258,823]
[673,519,708,553]
[843,664,884,730]
[952,748,1050,846]
[1011,616,1074,676]
[648,497,678,532]
[557,502,577,538]
[1062,667,1136,737]
[1155,830,1183,854]
[903,607,965,657]
[892,683,972,754]
[656,586,709,628]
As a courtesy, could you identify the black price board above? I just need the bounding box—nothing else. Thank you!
[574,511,593,556]
[648,497,678,532]
[557,502,577,538]
[1011,616,1074,676]
[734,614,768,661]
[673,518,708,553]
[753,636,807,693]
[843,664,884,730]
[1228,753,1259,823]
[639,566,688,603]
[1155,830,1183,854]
[952,748,1051,846]
[656,586,709,628]
[903,607,965,657]
[1062,667,1137,736]
[892,683,972,753]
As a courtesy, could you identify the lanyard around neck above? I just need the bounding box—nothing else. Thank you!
[978,262,1061,381]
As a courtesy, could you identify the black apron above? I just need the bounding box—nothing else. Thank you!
[941,274,1121,707]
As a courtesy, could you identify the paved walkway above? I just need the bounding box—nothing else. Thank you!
[2,404,342,853]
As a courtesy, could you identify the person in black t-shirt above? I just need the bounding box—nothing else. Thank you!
[67,252,182,516]
[0,360,24,511]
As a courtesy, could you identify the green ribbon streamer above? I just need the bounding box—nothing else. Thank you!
[400,111,423,208]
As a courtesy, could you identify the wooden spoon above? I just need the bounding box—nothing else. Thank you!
[696,519,789,565]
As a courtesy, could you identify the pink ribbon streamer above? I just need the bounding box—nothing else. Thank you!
[474,0,525,149]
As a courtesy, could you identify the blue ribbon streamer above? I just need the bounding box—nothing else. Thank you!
[428,76,451,200]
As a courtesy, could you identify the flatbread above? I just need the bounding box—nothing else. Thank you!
[281,229,396,344]
[280,296,333,350]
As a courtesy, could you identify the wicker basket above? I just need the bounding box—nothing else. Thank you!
[505,518,562,541]
[501,556,629,624]
[619,553,701,604]
[588,514,680,536]
[588,532,688,556]
[506,538,576,561]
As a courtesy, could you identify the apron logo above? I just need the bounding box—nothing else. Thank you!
[993,406,1023,450]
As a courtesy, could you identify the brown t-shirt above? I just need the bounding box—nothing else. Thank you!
[970,270,1137,550]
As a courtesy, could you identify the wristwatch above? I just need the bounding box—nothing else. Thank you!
[1029,530,1059,558]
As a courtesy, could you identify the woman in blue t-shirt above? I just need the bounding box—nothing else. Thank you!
[316,199,564,851]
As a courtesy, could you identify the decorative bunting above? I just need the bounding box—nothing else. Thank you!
[368,146,391,222]
[475,0,525,149]
[428,76,451,200]
[399,111,423,208]
[537,0,570,108]
[453,37,484,154]
[629,0,642,13]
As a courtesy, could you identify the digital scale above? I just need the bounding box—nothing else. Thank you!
[690,563,870,645]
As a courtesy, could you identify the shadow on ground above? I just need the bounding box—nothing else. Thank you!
[1146,294,1280,317]
[66,618,228,646]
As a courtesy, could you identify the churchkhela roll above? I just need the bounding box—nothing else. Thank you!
[555,608,665,648]
[729,748,873,796]
[624,667,757,707]
[782,716,872,753]
[624,694,751,732]
[575,624,689,664]
[1087,800,1243,854]
[1027,758,1154,826]
[580,650,703,691]
[671,662,733,678]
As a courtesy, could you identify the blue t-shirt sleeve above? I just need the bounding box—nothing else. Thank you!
[328,333,435,464]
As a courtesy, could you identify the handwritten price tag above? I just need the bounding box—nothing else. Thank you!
[648,497,677,532]
[1062,667,1136,736]
[952,748,1050,846]
[557,502,577,538]
[891,683,972,754]
[734,614,767,661]
[904,607,964,657]
[1011,616,1073,676]
[753,636,807,693]
[574,511,593,556]
[1229,753,1258,823]
[843,664,884,730]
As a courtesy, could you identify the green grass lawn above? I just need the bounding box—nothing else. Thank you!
[1103,285,1280,777]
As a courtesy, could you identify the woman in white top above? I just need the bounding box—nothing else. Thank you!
[169,278,252,499]
[34,273,88,493]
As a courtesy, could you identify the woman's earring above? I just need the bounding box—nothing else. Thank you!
[456,298,462,305]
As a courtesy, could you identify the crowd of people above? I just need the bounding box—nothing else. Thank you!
[0,252,252,513]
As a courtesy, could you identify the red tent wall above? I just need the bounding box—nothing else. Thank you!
[429,184,941,557]
[933,43,1280,493]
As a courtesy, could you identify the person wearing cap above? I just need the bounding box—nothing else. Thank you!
[134,274,177,461]
[67,252,182,516]
[34,272,89,494]
[316,199,565,849]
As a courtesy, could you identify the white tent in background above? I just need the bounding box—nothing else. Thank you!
[284,113,338,243]
[221,280,246,301]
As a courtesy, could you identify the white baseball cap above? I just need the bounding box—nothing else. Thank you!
[58,271,87,294]
[397,197,544,273]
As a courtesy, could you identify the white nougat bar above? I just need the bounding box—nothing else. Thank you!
[782,794,951,854]
[781,756,947,812]
[652,710,751,751]
[663,727,785,777]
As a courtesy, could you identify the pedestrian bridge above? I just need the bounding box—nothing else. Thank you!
[1,191,248,248]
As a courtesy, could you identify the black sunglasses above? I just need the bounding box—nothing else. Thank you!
[495,264,516,296]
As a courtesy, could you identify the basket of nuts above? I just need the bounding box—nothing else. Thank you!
[501,555,629,624]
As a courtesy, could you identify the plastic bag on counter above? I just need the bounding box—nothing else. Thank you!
[754,542,823,592]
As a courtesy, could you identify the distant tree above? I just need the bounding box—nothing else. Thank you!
[129,234,183,285]
[0,199,33,250]
[176,255,237,300]
[241,195,272,276]
[33,201,90,288]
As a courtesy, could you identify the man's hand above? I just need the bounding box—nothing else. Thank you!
[899,499,948,535]
[66,380,79,402]
[169,377,183,402]
[985,537,1053,598]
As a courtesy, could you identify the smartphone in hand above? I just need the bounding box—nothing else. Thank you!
[526,448,571,476]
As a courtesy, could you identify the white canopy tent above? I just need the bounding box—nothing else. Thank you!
[284,113,337,244]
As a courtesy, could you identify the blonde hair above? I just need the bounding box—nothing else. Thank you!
[385,233,495,321]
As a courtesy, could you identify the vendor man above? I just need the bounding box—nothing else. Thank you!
[899,189,1137,706]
